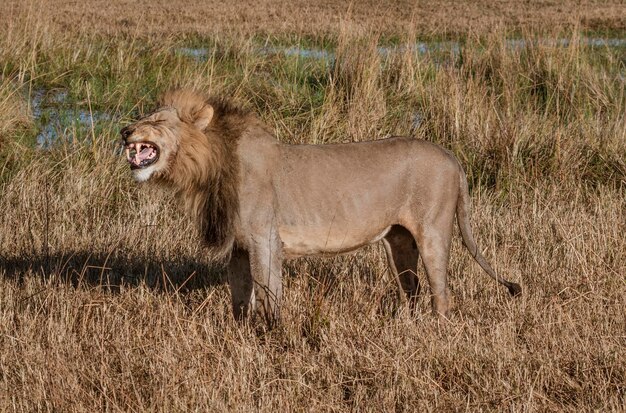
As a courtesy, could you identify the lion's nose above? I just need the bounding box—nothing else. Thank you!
[120,126,133,141]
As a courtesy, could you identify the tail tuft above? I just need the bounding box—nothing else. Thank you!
[507,283,522,297]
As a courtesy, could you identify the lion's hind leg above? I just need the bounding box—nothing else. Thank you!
[409,218,455,318]
[382,225,421,313]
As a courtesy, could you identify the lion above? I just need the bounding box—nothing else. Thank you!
[120,88,521,323]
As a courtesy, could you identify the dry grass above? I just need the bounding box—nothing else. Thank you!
[1,0,626,37]
[1,1,625,412]
[1,165,624,411]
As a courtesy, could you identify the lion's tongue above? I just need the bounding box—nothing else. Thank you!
[134,147,154,165]
[130,147,154,165]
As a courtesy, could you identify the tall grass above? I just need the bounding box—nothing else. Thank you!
[0,2,625,411]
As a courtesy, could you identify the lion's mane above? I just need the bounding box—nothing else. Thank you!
[158,89,254,260]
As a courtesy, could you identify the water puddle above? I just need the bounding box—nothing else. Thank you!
[176,37,625,63]
[411,112,424,132]
[36,110,111,148]
[507,37,626,50]
[176,47,211,61]
[377,41,461,57]
[262,46,333,60]
[31,89,112,148]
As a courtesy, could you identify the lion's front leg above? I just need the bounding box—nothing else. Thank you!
[227,238,283,325]
[227,248,255,321]
[248,240,283,326]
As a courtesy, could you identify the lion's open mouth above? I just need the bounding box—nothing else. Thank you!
[125,141,159,169]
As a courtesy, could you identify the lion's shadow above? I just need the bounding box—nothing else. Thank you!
[0,250,226,293]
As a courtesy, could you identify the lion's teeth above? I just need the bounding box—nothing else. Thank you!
[125,147,130,161]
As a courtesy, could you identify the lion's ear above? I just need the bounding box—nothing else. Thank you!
[194,104,214,130]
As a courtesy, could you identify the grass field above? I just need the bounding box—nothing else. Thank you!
[1,1,625,411]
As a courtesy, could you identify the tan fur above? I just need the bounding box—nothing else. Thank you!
[122,88,521,325]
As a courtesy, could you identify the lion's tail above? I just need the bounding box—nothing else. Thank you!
[456,166,522,296]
